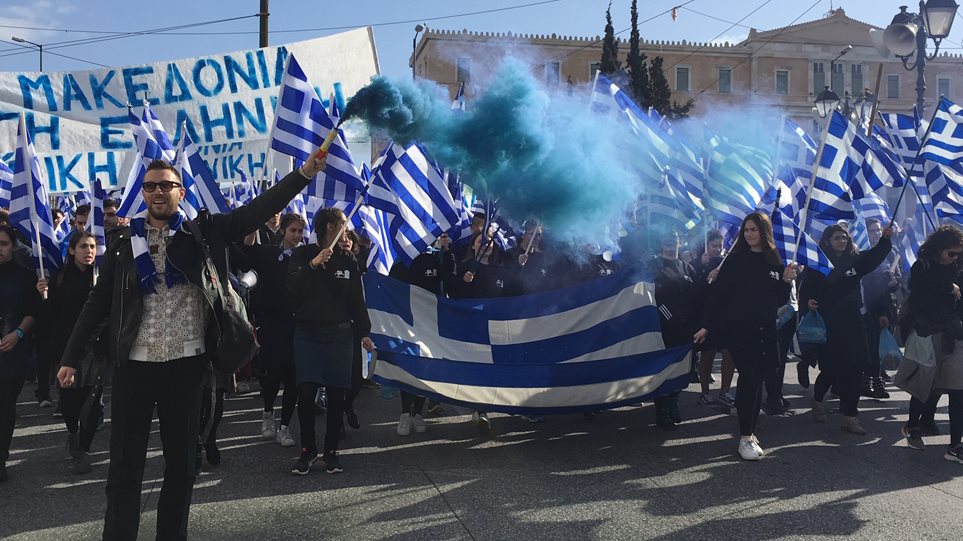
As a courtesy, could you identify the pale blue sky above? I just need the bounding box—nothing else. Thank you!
[0,1,960,77]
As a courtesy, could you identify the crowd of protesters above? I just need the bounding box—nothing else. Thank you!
[1,153,962,539]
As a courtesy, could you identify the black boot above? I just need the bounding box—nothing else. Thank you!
[668,394,682,424]
[797,362,810,389]
[204,441,221,466]
[870,377,890,399]
[655,399,676,431]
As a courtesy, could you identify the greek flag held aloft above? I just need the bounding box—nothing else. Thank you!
[365,271,692,414]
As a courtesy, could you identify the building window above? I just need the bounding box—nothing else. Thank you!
[939,77,951,98]
[887,75,900,99]
[831,63,844,94]
[775,70,789,95]
[589,62,601,80]
[676,66,690,92]
[545,62,561,85]
[813,62,825,96]
[456,58,471,83]
[851,64,863,95]
[718,68,732,94]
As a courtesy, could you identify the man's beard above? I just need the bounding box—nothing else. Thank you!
[148,204,175,221]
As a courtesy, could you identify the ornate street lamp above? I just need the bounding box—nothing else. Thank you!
[815,86,841,118]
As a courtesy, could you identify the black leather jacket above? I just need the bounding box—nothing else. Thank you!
[61,170,310,369]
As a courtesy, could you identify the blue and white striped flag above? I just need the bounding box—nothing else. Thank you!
[812,111,907,218]
[451,82,466,111]
[851,203,871,251]
[358,203,398,275]
[879,110,923,176]
[920,97,963,217]
[0,161,12,208]
[856,192,892,224]
[55,195,72,241]
[269,54,366,204]
[88,179,107,264]
[365,270,692,414]
[771,207,833,275]
[367,142,460,263]
[74,189,91,208]
[176,129,231,216]
[10,115,63,272]
[706,133,771,226]
[117,104,177,217]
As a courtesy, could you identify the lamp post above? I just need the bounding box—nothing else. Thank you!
[815,85,842,119]
[876,0,959,113]
[11,36,42,72]
[412,24,425,79]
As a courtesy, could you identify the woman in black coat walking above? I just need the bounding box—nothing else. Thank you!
[801,223,893,435]
[0,225,41,482]
[695,213,796,461]
[37,231,104,475]
[287,208,375,476]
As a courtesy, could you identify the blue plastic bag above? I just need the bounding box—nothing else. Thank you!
[797,310,827,344]
[879,328,903,371]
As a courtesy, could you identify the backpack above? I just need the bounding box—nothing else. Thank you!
[183,218,259,374]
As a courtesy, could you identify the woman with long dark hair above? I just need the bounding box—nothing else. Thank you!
[37,231,104,474]
[287,208,375,475]
[694,213,795,461]
[0,225,41,482]
[802,223,892,434]
[899,225,963,461]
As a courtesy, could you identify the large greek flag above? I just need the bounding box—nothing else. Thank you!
[176,130,231,215]
[10,115,62,272]
[366,271,692,414]
[269,54,365,203]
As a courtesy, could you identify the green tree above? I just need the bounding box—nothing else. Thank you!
[600,2,621,75]
[648,56,671,115]
[626,0,651,107]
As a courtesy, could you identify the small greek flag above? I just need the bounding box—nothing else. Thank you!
[771,207,833,275]
[9,114,63,272]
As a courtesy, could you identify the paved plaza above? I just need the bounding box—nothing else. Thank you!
[2,367,962,540]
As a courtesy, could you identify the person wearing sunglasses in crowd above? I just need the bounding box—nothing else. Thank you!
[56,156,322,540]
[899,226,963,463]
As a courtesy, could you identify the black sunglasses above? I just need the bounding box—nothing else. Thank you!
[142,181,182,193]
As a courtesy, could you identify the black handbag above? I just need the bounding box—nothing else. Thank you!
[184,219,259,374]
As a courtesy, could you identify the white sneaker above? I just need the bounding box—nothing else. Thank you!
[472,411,491,430]
[261,411,276,439]
[412,414,427,433]
[276,425,295,447]
[738,436,764,461]
[397,413,412,436]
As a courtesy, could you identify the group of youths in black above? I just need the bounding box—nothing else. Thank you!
[2,191,963,499]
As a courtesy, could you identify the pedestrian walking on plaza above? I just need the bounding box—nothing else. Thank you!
[694,212,795,461]
[0,224,41,483]
[897,225,963,462]
[57,157,319,540]
[287,208,375,476]
[37,231,105,475]
[802,223,892,435]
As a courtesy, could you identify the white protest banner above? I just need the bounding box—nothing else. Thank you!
[0,27,379,192]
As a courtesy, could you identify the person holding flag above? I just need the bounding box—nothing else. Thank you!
[35,231,103,475]
[694,213,797,461]
[55,150,326,539]
[0,224,42,483]
[801,223,893,435]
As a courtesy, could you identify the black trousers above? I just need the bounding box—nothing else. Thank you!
[296,383,345,455]
[61,385,103,453]
[34,356,54,402]
[102,356,206,541]
[255,318,297,426]
[1,379,26,465]
[400,391,426,415]
[764,318,796,407]
[728,321,779,436]
[909,391,963,446]
[345,341,363,411]
[199,387,225,446]
[863,313,884,376]
[814,313,866,417]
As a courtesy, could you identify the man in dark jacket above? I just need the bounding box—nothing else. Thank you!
[56,155,322,541]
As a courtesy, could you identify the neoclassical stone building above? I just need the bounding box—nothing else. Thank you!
[411,8,963,132]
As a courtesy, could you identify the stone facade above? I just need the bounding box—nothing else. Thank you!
[411,8,963,132]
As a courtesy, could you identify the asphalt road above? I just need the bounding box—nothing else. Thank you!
[2,364,962,540]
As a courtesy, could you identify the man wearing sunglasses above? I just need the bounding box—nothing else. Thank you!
[55,152,327,541]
